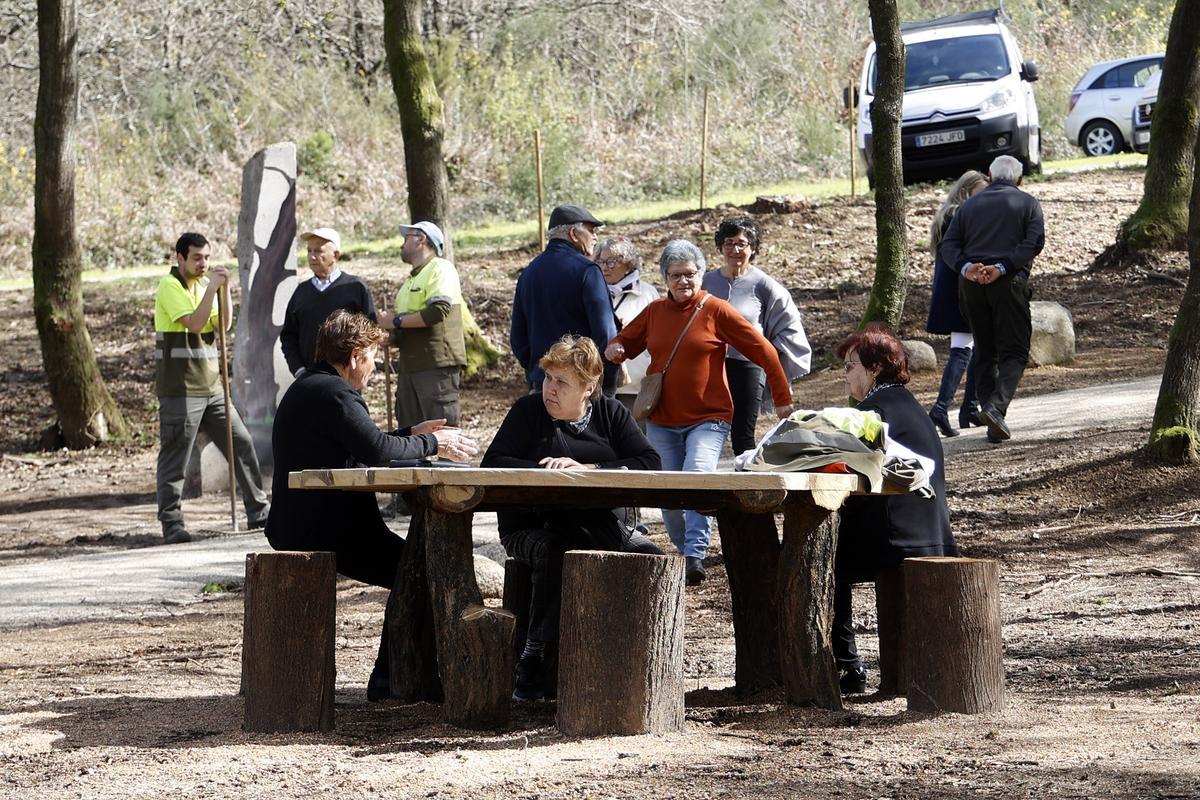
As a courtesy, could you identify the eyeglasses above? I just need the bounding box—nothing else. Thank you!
[843,360,861,371]
[721,239,752,252]
[597,257,624,269]
[666,271,699,283]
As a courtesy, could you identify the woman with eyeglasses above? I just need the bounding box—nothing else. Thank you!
[702,216,811,455]
[605,239,794,585]
[595,236,660,415]
[833,324,956,695]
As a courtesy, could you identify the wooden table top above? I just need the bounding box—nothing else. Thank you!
[289,466,864,494]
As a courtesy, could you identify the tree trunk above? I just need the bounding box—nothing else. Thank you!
[1112,0,1200,255]
[502,557,533,662]
[715,510,782,693]
[904,557,1004,714]
[32,0,127,449]
[382,0,453,258]
[242,552,337,732]
[1146,119,1200,463]
[557,551,685,737]
[862,0,908,328]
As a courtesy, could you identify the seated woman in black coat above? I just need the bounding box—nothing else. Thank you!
[481,335,662,701]
[266,310,478,699]
[834,324,958,694]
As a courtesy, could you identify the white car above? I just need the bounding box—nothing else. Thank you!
[1132,71,1159,154]
[1065,54,1162,156]
[857,9,1041,185]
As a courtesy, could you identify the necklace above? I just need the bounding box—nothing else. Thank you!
[862,382,899,403]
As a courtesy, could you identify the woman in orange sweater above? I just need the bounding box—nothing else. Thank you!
[605,239,794,584]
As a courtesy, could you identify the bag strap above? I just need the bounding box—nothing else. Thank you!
[660,297,708,374]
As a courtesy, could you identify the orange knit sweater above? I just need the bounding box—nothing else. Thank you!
[612,290,791,427]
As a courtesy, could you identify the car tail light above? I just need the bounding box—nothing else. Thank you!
[1068,92,1081,113]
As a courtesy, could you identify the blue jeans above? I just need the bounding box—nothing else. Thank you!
[646,419,731,559]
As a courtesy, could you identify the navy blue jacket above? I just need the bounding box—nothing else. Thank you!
[926,217,971,335]
[939,180,1044,280]
[510,239,618,386]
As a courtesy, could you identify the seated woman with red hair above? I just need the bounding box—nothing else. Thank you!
[834,324,958,695]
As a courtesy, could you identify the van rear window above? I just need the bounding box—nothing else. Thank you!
[868,34,1009,93]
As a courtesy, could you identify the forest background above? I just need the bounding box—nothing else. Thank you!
[0,0,1176,276]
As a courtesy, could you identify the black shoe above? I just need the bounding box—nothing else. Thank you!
[979,405,1011,441]
[986,432,1005,444]
[685,556,706,586]
[366,660,390,702]
[513,652,545,702]
[163,526,192,545]
[959,404,981,429]
[840,666,867,695]
[929,407,958,438]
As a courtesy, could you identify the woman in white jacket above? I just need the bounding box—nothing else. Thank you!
[596,236,660,415]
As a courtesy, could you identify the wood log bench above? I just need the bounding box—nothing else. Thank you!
[290,467,874,728]
[556,551,685,736]
[242,551,336,733]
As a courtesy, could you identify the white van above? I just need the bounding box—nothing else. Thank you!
[857,9,1041,185]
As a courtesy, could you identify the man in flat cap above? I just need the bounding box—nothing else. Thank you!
[511,204,618,393]
[379,220,467,426]
[280,227,377,377]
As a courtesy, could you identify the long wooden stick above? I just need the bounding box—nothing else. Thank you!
[535,128,546,251]
[848,81,857,195]
[699,87,710,210]
[384,342,394,431]
[216,288,238,532]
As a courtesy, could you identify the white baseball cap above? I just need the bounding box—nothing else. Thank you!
[299,227,342,252]
[398,221,445,255]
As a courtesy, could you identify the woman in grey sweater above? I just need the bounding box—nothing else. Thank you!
[702,216,811,454]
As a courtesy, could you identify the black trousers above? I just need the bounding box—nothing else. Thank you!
[725,357,766,455]
[959,272,1031,417]
[501,512,639,644]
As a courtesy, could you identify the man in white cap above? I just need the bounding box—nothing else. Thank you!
[379,221,467,426]
[280,227,377,377]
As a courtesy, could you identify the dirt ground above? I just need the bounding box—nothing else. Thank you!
[1,166,1198,798]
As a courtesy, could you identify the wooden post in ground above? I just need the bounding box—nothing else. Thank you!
[535,129,546,251]
[904,557,1004,713]
[848,81,857,195]
[216,290,238,532]
[557,551,685,736]
[386,501,442,702]
[242,552,336,732]
[383,343,394,432]
[502,558,533,662]
[874,566,907,695]
[699,87,710,210]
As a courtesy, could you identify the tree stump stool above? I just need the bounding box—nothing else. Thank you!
[557,551,685,737]
[904,557,1004,714]
[242,552,337,732]
[875,566,907,696]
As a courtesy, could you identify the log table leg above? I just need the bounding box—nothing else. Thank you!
[386,499,442,702]
[715,509,782,693]
[422,485,516,729]
[875,566,908,696]
[778,490,849,711]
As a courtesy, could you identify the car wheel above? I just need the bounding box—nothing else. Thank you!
[1081,121,1122,157]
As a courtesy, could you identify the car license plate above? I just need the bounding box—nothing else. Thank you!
[915,129,966,147]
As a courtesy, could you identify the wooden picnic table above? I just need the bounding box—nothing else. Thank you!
[289,466,866,728]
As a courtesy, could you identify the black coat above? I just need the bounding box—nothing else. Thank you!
[265,365,437,577]
[481,394,661,538]
[938,180,1045,280]
[279,274,376,374]
[837,384,957,578]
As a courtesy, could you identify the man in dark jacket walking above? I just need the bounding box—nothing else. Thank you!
[939,155,1045,443]
[510,204,619,394]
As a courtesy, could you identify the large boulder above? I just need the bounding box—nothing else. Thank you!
[1029,301,1075,367]
[474,554,506,599]
[902,339,938,372]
